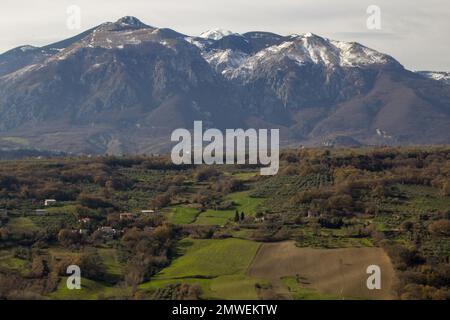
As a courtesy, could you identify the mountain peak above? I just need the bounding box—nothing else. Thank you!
[115,16,147,27]
[199,28,238,40]
[92,16,152,33]
[1,22,445,154]
[96,16,152,31]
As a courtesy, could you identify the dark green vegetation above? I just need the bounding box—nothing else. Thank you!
[0,147,449,300]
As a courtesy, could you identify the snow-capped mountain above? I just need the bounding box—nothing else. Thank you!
[202,49,249,75]
[206,32,400,81]
[0,16,449,154]
[113,16,151,29]
[417,71,450,85]
[200,28,237,40]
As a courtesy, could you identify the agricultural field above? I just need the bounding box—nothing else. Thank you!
[140,238,263,300]
[0,249,28,275]
[50,277,130,300]
[6,217,40,232]
[248,241,396,300]
[194,209,235,226]
[165,206,200,225]
[168,191,264,226]
[0,147,449,300]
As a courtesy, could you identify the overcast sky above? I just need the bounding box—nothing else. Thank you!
[1,0,448,71]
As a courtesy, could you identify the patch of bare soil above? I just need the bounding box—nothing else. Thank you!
[248,241,397,300]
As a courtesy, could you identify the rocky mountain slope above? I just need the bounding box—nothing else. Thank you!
[0,16,449,154]
[417,71,450,85]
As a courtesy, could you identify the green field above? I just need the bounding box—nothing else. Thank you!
[7,217,40,232]
[155,238,259,278]
[141,274,264,300]
[292,226,374,249]
[0,250,28,274]
[281,277,341,300]
[46,247,81,260]
[165,206,200,225]
[392,184,450,214]
[227,191,264,216]
[230,228,255,239]
[192,191,264,225]
[194,209,235,226]
[45,204,78,215]
[50,277,129,300]
[140,238,263,299]
[231,172,258,181]
[44,247,125,299]
[97,248,123,278]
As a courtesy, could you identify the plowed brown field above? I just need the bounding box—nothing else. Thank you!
[248,241,397,300]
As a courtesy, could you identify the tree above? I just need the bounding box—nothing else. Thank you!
[58,229,81,247]
[74,252,107,281]
[78,194,114,209]
[373,184,387,198]
[255,211,264,219]
[401,221,415,240]
[195,167,220,182]
[124,262,146,295]
[30,257,49,278]
[240,212,245,221]
[311,223,321,236]
[234,210,240,222]
[442,181,450,196]
[428,220,450,237]
[150,193,171,210]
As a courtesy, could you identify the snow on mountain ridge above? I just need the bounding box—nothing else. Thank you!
[417,71,450,85]
[1,18,401,84]
[184,36,210,49]
[202,49,248,75]
[19,45,38,52]
[116,16,147,27]
[203,33,400,80]
[200,28,238,40]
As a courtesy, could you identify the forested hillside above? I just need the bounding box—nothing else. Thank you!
[0,147,449,299]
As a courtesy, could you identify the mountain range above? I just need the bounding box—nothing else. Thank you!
[0,16,449,155]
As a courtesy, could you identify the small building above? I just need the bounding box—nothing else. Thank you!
[141,210,155,214]
[35,209,48,216]
[120,212,137,221]
[98,226,117,235]
[44,199,57,206]
[254,216,265,223]
[98,226,117,240]
[78,217,92,224]
[307,210,320,219]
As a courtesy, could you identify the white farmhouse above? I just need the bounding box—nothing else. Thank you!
[44,199,57,206]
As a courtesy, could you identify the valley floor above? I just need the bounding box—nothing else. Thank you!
[1,147,449,300]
